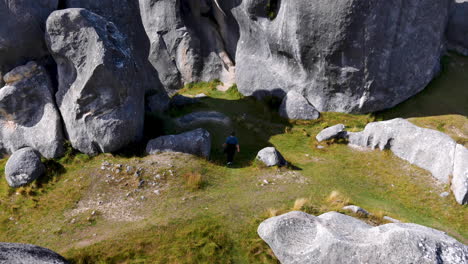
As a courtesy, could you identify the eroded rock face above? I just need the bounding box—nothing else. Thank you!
[146,128,211,158]
[233,0,449,113]
[447,0,468,55]
[452,144,468,204]
[0,242,69,264]
[348,118,457,183]
[279,91,320,120]
[138,0,240,93]
[0,0,58,73]
[0,62,64,158]
[5,148,45,188]
[258,211,468,264]
[46,8,145,155]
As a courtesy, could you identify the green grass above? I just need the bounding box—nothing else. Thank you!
[0,74,466,263]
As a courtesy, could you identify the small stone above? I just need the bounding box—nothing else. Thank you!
[317,145,325,149]
[440,192,450,198]
[154,190,160,195]
[316,124,347,142]
[263,179,269,184]
[140,196,145,200]
[91,210,96,216]
[70,218,76,224]
[138,180,145,188]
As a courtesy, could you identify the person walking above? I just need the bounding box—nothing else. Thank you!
[223,132,240,165]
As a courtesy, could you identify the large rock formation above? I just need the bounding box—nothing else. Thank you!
[146,128,211,158]
[5,147,45,188]
[0,0,58,75]
[138,0,240,93]
[347,118,468,205]
[63,0,168,100]
[447,0,468,55]
[233,0,450,113]
[258,211,468,264]
[45,8,145,155]
[0,242,69,264]
[0,62,64,158]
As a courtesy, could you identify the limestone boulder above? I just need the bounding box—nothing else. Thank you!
[0,0,58,73]
[348,119,457,183]
[146,128,211,158]
[45,8,145,155]
[447,0,468,55]
[257,147,287,167]
[279,91,320,120]
[0,62,64,158]
[234,0,449,113]
[5,148,45,188]
[258,211,468,264]
[316,124,346,142]
[452,144,468,204]
[0,242,68,264]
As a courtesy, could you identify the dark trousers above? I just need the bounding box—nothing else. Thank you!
[225,144,236,163]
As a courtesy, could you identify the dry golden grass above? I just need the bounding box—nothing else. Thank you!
[326,191,351,207]
[183,172,204,191]
[266,208,280,218]
[292,198,310,211]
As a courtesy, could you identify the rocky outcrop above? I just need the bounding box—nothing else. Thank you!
[176,111,231,128]
[0,242,69,264]
[258,211,468,264]
[138,0,240,93]
[0,0,58,74]
[279,91,320,120]
[452,144,468,204]
[447,0,468,55]
[0,62,64,158]
[146,128,211,158]
[347,118,468,205]
[46,9,145,155]
[316,124,346,142]
[5,148,45,188]
[63,0,167,98]
[348,119,456,183]
[257,147,287,167]
[233,0,449,113]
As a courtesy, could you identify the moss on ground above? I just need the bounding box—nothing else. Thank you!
[0,68,466,263]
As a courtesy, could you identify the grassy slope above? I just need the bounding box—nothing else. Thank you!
[0,56,466,263]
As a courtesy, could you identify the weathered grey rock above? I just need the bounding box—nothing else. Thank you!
[342,205,369,216]
[46,9,145,155]
[234,0,449,113]
[0,0,58,73]
[146,128,211,158]
[138,0,240,92]
[316,124,346,142]
[447,0,468,55]
[5,148,45,188]
[452,144,468,204]
[258,211,468,264]
[170,95,200,108]
[279,91,320,120]
[146,93,170,113]
[257,147,287,167]
[176,111,231,128]
[0,242,68,264]
[348,119,457,183]
[0,62,64,158]
[63,0,167,97]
